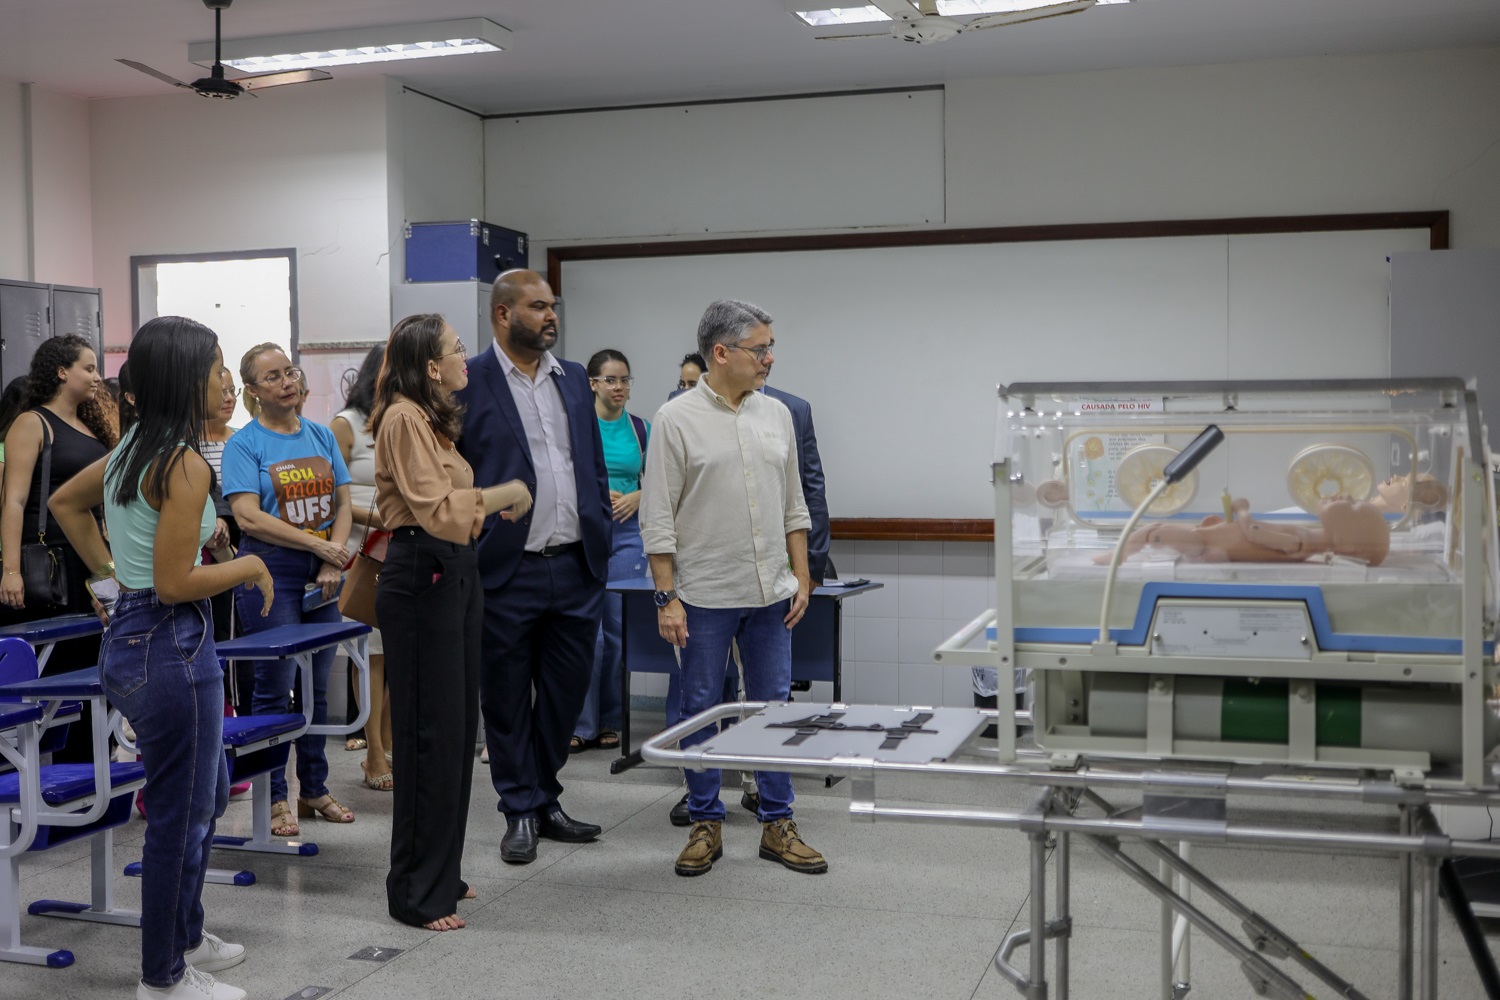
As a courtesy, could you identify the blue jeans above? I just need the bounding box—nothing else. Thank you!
[678,599,794,823]
[235,538,340,802]
[101,589,228,990]
[575,515,648,741]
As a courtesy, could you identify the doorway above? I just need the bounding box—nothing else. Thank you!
[132,249,297,429]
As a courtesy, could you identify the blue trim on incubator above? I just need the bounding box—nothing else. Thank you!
[996,583,1493,655]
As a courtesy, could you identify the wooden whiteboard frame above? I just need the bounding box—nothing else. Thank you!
[548,211,1448,542]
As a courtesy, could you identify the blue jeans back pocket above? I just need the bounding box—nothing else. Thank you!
[101,631,152,700]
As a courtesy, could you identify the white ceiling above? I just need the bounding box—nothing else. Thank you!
[1,0,1498,115]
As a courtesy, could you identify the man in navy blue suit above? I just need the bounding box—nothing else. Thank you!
[454,269,612,864]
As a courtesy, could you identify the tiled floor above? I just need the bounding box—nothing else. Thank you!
[8,723,1500,1000]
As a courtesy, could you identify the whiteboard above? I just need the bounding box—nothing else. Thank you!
[559,228,1429,518]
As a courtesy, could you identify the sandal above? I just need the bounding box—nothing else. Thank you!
[597,731,620,750]
[270,800,299,838]
[298,793,356,823]
[568,735,590,754]
[360,761,393,792]
[345,737,368,752]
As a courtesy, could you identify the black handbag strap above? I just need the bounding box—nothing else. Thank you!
[30,410,54,546]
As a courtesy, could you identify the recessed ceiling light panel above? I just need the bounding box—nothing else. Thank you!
[188,17,509,71]
[789,5,893,26]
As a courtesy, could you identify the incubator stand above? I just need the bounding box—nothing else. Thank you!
[641,379,1500,1000]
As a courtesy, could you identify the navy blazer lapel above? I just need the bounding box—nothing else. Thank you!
[479,348,534,467]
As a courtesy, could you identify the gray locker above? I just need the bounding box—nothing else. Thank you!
[0,279,103,389]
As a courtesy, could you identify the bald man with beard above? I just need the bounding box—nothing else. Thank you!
[453,270,613,864]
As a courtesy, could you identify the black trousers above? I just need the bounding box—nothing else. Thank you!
[377,528,481,927]
[480,545,604,820]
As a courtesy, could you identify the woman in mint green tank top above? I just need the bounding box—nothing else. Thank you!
[48,317,273,1000]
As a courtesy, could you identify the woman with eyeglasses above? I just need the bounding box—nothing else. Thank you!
[221,343,356,838]
[373,314,530,930]
[571,349,651,753]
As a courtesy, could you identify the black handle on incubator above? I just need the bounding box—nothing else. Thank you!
[1161,424,1224,483]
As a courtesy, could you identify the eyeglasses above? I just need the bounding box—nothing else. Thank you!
[591,375,634,387]
[438,344,468,360]
[677,379,698,391]
[221,386,241,398]
[249,366,304,388]
[726,341,775,362]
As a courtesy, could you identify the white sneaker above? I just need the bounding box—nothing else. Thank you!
[137,966,247,1000]
[183,931,246,973]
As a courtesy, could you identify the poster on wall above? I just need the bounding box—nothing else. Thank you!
[1065,397,1165,514]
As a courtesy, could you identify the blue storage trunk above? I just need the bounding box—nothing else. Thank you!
[404,220,528,284]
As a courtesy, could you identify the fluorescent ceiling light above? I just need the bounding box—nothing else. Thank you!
[791,6,892,26]
[189,17,509,71]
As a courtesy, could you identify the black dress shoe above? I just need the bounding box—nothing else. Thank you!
[669,793,691,827]
[741,790,760,815]
[537,807,601,843]
[500,816,539,864]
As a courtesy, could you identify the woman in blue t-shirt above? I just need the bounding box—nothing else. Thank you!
[221,343,355,837]
[572,349,650,752]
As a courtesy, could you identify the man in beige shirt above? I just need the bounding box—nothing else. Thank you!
[640,299,826,878]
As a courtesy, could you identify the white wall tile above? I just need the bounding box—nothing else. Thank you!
[857,540,899,576]
[897,572,945,620]
[848,661,898,704]
[828,539,856,577]
[897,540,944,575]
[852,617,898,663]
[806,681,835,703]
[897,663,945,707]
[898,618,948,666]
[943,540,992,577]
[941,574,990,621]
[943,664,979,708]
[849,579,897,619]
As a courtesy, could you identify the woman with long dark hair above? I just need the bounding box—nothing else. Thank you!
[0,375,30,481]
[332,345,392,788]
[49,316,272,1000]
[373,314,530,931]
[0,336,118,726]
[571,348,650,753]
[221,343,355,838]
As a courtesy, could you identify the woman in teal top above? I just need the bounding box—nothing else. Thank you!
[49,317,272,1000]
[572,349,650,752]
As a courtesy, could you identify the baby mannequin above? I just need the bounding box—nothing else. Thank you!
[1102,495,1391,566]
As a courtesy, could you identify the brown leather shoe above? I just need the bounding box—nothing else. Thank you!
[759,818,828,874]
[674,820,723,877]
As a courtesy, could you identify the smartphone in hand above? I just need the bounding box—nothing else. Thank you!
[86,575,121,621]
[303,580,343,613]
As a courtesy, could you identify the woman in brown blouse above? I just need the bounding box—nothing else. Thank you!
[371,314,531,931]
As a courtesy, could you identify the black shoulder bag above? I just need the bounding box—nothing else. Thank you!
[19,414,70,609]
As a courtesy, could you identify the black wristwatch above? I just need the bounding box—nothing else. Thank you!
[653,589,678,608]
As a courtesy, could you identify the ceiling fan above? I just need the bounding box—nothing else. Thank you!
[118,0,331,99]
[815,0,1101,43]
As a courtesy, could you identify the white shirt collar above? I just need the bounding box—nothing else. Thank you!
[492,340,563,381]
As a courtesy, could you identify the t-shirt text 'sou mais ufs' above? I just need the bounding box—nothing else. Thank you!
[270,457,336,531]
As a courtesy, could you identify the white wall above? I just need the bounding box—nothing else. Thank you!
[485,89,946,243]
[488,46,1500,259]
[402,89,484,226]
[26,84,93,288]
[0,76,29,279]
[89,77,395,350]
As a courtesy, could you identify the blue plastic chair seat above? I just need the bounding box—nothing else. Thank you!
[0,762,147,806]
[221,714,304,747]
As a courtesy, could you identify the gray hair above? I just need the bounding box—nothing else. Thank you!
[697,299,772,359]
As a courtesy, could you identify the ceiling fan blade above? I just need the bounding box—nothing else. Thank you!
[965,0,1095,30]
[239,68,333,91]
[116,59,193,89]
[814,31,895,40]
